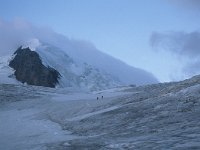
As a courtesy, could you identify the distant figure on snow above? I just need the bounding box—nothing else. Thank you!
[102,96,103,99]
[97,97,99,100]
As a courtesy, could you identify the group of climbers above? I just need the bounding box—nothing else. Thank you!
[97,95,103,100]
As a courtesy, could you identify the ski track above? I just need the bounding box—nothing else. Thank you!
[66,105,120,121]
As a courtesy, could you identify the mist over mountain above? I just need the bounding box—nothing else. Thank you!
[0,20,158,89]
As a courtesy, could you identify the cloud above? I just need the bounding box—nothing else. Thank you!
[175,0,200,5]
[183,61,200,76]
[0,19,37,55]
[150,31,200,58]
[150,31,200,77]
[169,0,200,10]
[0,18,68,56]
[22,38,41,51]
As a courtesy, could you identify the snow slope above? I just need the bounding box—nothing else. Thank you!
[1,75,200,149]
[0,55,19,84]
[0,84,131,150]
[35,43,120,91]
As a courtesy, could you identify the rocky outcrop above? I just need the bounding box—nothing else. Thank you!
[9,46,60,88]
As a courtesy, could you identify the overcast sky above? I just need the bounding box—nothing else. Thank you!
[0,0,200,82]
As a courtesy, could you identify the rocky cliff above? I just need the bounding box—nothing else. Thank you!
[9,47,60,88]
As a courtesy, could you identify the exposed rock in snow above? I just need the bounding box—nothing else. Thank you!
[9,46,60,88]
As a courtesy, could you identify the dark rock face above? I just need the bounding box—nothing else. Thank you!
[9,46,60,88]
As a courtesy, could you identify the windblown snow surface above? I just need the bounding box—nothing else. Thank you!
[1,75,200,149]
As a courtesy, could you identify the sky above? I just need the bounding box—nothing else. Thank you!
[0,0,200,82]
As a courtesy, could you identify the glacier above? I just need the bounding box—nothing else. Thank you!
[1,75,200,149]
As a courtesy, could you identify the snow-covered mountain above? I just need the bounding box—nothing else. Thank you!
[0,38,158,90]
[0,20,158,90]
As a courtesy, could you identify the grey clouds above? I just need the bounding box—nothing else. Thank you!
[170,0,200,9]
[150,31,200,58]
[150,31,200,77]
